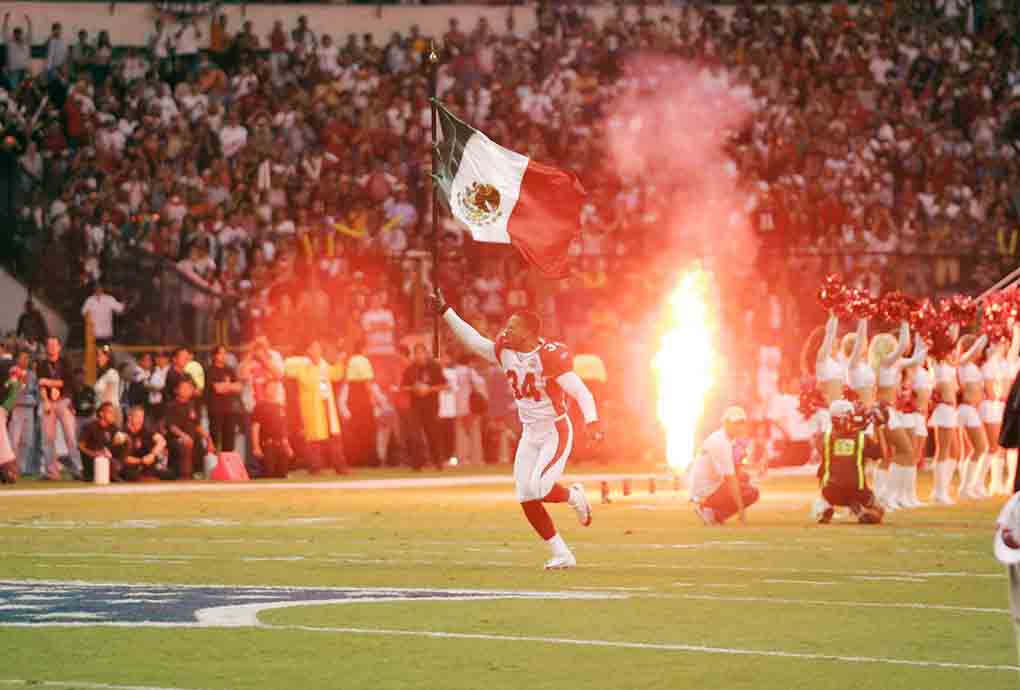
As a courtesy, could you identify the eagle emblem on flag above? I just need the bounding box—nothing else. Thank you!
[457,182,502,225]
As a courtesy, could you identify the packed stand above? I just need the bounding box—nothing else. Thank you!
[1,2,1020,477]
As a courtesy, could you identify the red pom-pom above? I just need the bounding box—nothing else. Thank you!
[818,274,848,312]
[879,291,917,323]
[798,378,826,418]
[939,295,977,327]
[982,287,1020,343]
[843,385,859,403]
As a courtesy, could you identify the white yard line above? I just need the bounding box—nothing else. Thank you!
[263,623,1020,672]
[0,681,205,690]
[645,593,1008,615]
[0,473,664,498]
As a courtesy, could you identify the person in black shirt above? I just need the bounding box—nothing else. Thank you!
[163,378,214,480]
[116,406,166,482]
[78,402,120,482]
[205,345,242,452]
[16,298,48,343]
[251,379,293,478]
[37,337,83,480]
[163,347,196,408]
[400,344,449,471]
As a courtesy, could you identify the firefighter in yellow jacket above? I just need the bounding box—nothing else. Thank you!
[284,338,347,474]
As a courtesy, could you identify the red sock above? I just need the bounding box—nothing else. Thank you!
[521,500,556,540]
[543,483,570,503]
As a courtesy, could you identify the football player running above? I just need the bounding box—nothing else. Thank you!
[430,289,603,569]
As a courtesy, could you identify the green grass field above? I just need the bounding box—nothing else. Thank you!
[0,469,1016,690]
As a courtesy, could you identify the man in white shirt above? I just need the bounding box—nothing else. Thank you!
[81,284,126,345]
[361,294,396,356]
[689,407,758,526]
[219,113,248,158]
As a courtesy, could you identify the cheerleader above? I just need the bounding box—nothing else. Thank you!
[808,312,850,436]
[872,325,927,509]
[957,333,990,499]
[929,327,963,505]
[982,325,1019,495]
[903,337,932,506]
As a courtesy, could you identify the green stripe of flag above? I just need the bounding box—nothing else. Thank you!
[432,99,478,209]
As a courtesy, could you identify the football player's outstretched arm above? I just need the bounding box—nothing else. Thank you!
[430,289,497,364]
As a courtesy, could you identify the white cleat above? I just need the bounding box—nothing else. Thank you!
[569,483,592,527]
[695,504,718,526]
[544,552,577,570]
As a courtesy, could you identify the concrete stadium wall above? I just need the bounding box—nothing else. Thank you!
[0,268,68,342]
[1,3,736,49]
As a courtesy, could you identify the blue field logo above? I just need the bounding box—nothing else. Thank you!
[0,581,615,627]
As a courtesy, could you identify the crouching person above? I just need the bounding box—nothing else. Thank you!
[815,400,885,525]
[691,407,759,526]
[164,378,214,480]
[78,402,121,481]
[116,406,166,482]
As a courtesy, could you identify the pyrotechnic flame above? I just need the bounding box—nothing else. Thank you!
[653,267,717,472]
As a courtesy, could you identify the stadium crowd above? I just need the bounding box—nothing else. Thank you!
[2,0,1020,479]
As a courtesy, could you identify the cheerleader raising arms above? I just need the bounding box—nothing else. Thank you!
[872,323,917,509]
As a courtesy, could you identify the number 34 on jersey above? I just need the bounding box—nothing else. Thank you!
[495,338,574,425]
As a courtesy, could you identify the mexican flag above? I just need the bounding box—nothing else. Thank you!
[432,100,586,279]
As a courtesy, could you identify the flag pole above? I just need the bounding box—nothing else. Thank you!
[427,40,441,360]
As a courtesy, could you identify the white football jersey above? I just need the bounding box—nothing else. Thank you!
[495,337,573,425]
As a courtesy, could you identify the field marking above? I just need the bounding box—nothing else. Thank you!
[265,623,1020,672]
[0,473,667,498]
[646,593,1008,615]
[764,579,840,586]
[1,551,1004,581]
[0,681,205,690]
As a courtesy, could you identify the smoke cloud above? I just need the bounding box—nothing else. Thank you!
[602,55,758,275]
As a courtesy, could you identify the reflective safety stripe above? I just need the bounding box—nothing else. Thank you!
[822,432,831,486]
[855,431,865,490]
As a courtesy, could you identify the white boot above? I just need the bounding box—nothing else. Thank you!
[933,460,957,505]
[904,466,925,507]
[874,467,891,509]
[886,465,906,510]
[957,457,973,500]
[967,453,990,499]
[890,465,913,509]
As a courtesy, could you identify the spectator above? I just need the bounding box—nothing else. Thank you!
[0,345,20,483]
[93,345,121,426]
[240,335,285,407]
[401,344,448,471]
[44,22,68,76]
[37,337,82,480]
[147,351,171,421]
[116,405,166,482]
[453,355,487,466]
[16,298,48,344]
[9,350,40,477]
[81,284,126,347]
[71,366,96,445]
[437,352,459,466]
[164,347,195,405]
[361,293,396,355]
[251,378,292,479]
[338,345,391,467]
[164,377,212,480]
[78,401,119,482]
[284,338,346,475]
[206,345,242,452]
[2,13,33,89]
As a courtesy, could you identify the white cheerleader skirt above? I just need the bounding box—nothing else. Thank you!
[980,400,1005,425]
[911,412,929,439]
[958,403,982,429]
[930,403,958,429]
[886,408,909,432]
